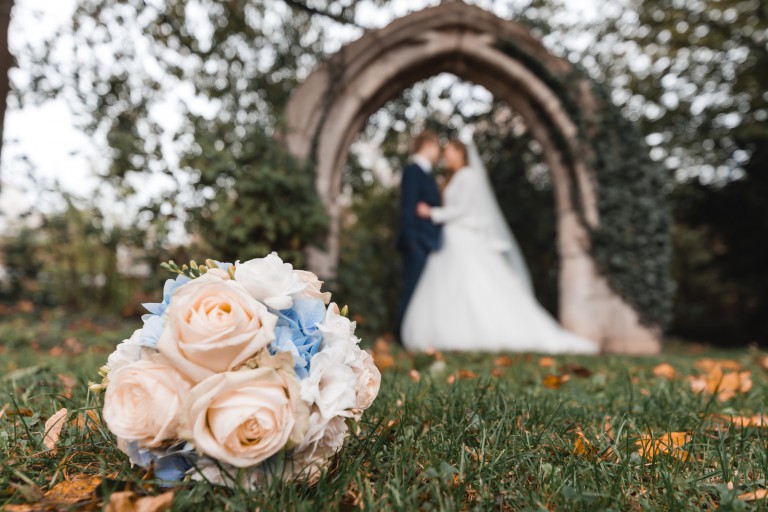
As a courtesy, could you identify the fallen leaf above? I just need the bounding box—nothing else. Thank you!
[372,352,395,371]
[491,367,506,378]
[710,414,768,428]
[635,432,691,462]
[447,370,478,385]
[43,408,68,450]
[738,489,768,502]
[538,356,555,368]
[57,374,78,398]
[44,475,102,505]
[409,369,421,382]
[494,355,515,367]
[107,490,175,512]
[542,374,570,390]
[652,363,676,380]
[573,429,596,458]
[689,365,752,401]
[561,363,593,378]
[694,358,741,373]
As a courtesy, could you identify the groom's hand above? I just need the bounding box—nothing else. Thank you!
[416,202,432,219]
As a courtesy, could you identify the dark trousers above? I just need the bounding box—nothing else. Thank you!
[396,246,429,343]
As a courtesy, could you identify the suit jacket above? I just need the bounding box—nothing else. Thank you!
[397,162,442,252]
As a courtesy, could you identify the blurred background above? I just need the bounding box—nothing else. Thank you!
[0,0,766,352]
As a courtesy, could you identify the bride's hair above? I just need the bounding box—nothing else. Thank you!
[446,139,468,167]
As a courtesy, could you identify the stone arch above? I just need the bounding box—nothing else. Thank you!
[282,1,662,354]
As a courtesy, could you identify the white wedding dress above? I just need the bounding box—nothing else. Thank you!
[401,148,599,354]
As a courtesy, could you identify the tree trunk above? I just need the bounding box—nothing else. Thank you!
[0,0,14,181]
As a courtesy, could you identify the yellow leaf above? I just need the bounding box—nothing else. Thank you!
[711,414,768,428]
[694,358,741,373]
[538,356,555,368]
[44,475,102,505]
[738,489,768,502]
[573,429,596,458]
[542,374,570,390]
[43,408,68,450]
[689,364,752,401]
[493,355,515,367]
[106,490,175,512]
[652,363,676,380]
[635,432,691,462]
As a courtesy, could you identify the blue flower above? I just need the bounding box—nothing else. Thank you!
[140,274,191,348]
[271,299,327,379]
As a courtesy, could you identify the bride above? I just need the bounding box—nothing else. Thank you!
[401,139,599,354]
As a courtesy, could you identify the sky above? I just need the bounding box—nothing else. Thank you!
[0,0,602,232]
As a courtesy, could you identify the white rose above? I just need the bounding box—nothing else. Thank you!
[300,348,358,419]
[288,408,348,483]
[318,303,359,351]
[180,368,309,468]
[234,252,307,310]
[353,350,381,413]
[103,354,191,449]
[107,329,157,373]
[157,274,278,382]
[294,270,332,305]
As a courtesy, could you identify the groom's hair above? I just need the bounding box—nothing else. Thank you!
[411,130,439,154]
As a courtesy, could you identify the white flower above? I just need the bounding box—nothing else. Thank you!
[287,408,348,483]
[157,273,278,382]
[318,303,359,351]
[234,252,307,310]
[294,270,332,305]
[180,368,309,468]
[103,354,191,449]
[107,329,157,373]
[300,348,358,419]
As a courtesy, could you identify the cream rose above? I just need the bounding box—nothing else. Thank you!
[354,350,381,413]
[234,253,307,310]
[181,368,309,468]
[300,348,358,419]
[294,270,332,305]
[103,354,191,449]
[157,274,278,382]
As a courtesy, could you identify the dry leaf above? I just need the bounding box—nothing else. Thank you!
[635,432,691,462]
[107,490,175,512]
[694,358,741,373]
[409,369,421,383]
[538,356,555,368]
[44,475,102,505]
[573,429,596,458]
[710,414,768,428]
[447,370,478,385]
[43,408,68,450]
[738,489,768,502]
[652,363,676,380]
[57,374,78,398]
[493,355,515,367]
[561,363,593,378]
[491,367,506,378]
[542,374,570,390]
[373,352,395,371]
[689,364,752,401]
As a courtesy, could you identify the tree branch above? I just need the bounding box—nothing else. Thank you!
[280,0,362,28]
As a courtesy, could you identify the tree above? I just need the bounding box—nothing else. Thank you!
[0,0,14,176]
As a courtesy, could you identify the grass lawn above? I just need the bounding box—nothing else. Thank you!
[1,313,768,510]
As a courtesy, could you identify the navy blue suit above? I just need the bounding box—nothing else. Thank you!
[396,162,442,341]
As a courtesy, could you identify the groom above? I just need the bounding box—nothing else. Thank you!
[396,130,443,343]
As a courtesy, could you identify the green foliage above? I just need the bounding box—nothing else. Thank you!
[3,329,768,510]
[181,124,329,266]
[591,0,768,343]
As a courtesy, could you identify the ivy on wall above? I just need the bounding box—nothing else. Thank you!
[497,40,674,329]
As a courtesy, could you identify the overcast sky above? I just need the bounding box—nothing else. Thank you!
[0,0,601,230]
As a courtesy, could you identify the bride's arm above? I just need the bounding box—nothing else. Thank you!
[429,172,475,225]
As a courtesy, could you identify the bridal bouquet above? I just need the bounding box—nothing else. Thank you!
[91,253,380,488]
